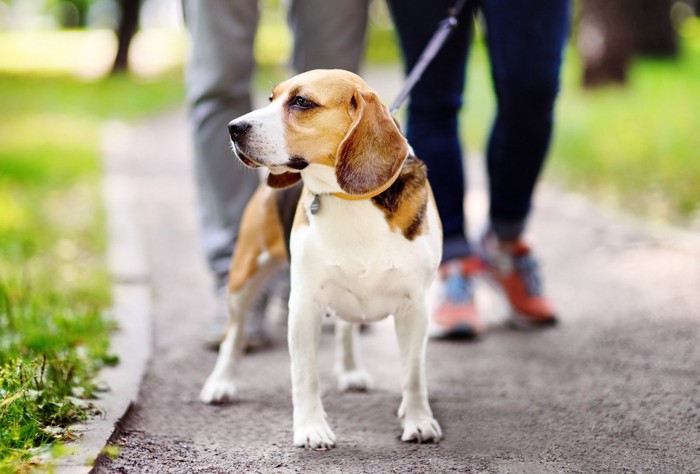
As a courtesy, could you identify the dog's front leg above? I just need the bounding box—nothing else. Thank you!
[334,319,373,392]
[289,297,335,449]
[394,300,442,443]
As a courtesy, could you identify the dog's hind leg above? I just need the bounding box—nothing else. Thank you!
[334,319,373,392]
[200,187,288,404]
[394,300,442,443]
[199,256,282,403]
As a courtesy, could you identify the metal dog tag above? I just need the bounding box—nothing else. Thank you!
[310,195,321,215]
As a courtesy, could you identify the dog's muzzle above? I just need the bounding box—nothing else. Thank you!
[228,120,260,168]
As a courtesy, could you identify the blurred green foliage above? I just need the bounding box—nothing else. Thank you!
[551,33,700,221]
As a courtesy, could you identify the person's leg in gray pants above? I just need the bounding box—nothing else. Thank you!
[183,0,260,289]
[289,0,368,73]
[183,0,368,345]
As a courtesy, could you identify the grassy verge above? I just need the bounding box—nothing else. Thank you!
[0,71,183,472]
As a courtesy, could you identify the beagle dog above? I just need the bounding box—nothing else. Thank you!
[199,69,443,449]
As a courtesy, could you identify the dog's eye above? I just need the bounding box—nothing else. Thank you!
[268,94,273,102]
[290,96,314,110]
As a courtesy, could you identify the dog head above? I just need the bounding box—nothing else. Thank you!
[229,69,409,197]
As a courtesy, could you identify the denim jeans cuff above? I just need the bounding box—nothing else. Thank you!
[442,234,472,262]
[490,218,526,242]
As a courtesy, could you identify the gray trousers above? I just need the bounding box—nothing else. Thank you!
[182,0,369,288]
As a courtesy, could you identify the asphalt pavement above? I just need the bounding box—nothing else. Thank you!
[92,69,700,473]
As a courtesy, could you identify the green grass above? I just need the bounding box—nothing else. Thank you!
[0,71,183,472]
[0,286,116,473]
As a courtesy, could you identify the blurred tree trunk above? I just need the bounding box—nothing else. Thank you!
[578,0,678,88]
[633,0,678,56]
[111,0,141,74]
[578,0,633,87]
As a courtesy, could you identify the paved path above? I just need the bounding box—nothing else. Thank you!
[94,72,699,473]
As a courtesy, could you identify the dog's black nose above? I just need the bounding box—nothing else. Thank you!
[228,121,251,141]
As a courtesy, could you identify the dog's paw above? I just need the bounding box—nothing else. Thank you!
[400,416,442,443]
[199,374,236,404]
[337,369,374,392]
[293,421,336,450]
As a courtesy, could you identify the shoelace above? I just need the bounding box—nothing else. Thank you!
[513,253,542,297]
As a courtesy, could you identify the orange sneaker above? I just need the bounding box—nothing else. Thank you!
[480,233,557,328]
[431,256,485,339]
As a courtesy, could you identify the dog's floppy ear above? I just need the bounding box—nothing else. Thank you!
[267,171,301,189]
[336,90,408,196]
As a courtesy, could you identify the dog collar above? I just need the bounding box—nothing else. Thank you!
[330,165,403,201]
[309,161,404,215]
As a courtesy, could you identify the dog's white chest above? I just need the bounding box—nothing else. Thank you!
[291,195,440,323]
[320,259,409,322]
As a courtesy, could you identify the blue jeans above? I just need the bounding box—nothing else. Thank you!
[387,0,570,261]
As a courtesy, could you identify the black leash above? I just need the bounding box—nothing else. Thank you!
[389,0,474,115]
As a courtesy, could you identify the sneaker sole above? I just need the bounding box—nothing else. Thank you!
[509,311,558,330]
[429,323,482,340]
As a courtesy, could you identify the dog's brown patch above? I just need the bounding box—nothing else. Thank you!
[227,187,288,293]
[371,155,430,240]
